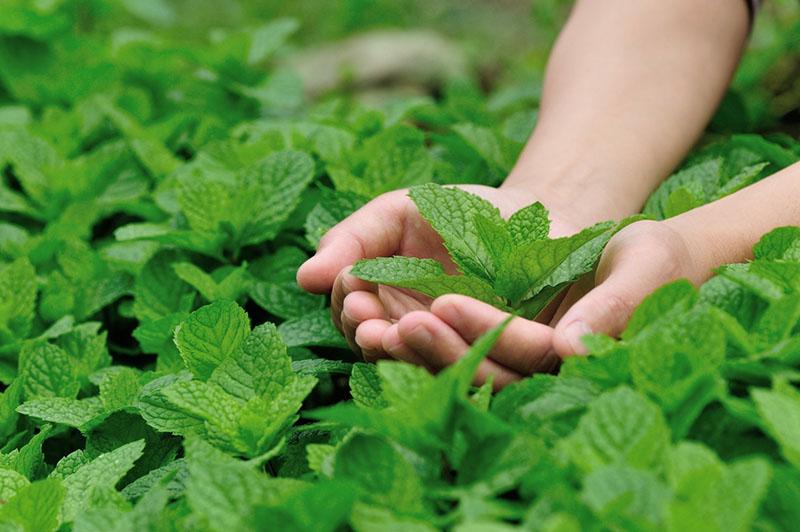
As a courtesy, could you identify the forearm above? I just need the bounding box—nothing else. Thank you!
[502,0,749,223]
[667,161,800,279]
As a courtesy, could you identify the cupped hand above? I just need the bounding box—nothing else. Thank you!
[296,184,579,367]
[379,219,705,388]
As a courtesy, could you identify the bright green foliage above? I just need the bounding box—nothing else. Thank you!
[0,1,798,530]
[0,479,65,532]
[143,303,317,457]
[752,382,800,467]
[352,183,622,317]
[644,135,799,219]
[562,387,670,474]
[174,300,251,380]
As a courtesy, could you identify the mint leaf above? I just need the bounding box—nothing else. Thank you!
[496,221,615,305]
[58,439,145,522]
[350,257,502,306]
[349,363,388,409]
[352,184,620,318]
[334,433,425,513]
[330,125,433,197]
[507,202,549,245]
[236,150,315,246]
[250,281,325,320]
[752,383,800,467]
[0,257,37,340]
[174,301,250,379]
[0,469,29,502]
[19,341,79,400]
[581,466,669,526]
[563,386,670,474]
[17,396,108,430]
[278,309,347,349]
[210,323,294,401]
[409,184,504,281]
[0,478,64,532]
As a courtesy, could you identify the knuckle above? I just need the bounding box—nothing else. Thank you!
[614,221,691,278]
[598,292,636,324]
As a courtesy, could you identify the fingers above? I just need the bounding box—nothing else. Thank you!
[297,192,407,294]
[552,263,665,357]
[548,274,594,326]
[380,324,435,370]
[332,267,379,330]
[431,295,559,375]
[338,293,384,358]
[353,318,392,362]
[553,221,693,357]
[388,311,524,389]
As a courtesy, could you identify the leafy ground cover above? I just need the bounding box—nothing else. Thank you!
[0,1,799,530]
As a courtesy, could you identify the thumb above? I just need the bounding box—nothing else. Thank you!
[552,265,656,357]
[296,192,405,293]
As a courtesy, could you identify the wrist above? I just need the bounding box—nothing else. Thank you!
[661,209,740,283]
[500,159,645,229]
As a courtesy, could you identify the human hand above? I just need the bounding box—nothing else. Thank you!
[378,219,705,388]
[296,184,582,363]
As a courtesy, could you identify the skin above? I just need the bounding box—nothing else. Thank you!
[297,0,762,388]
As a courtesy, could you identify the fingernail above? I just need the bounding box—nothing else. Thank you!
[405,324,432,348]
[564,321,592,355]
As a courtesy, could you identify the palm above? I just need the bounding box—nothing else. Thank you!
[366,184,581,323]
[299,183,589,360]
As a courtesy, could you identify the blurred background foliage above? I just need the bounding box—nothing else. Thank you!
[0,0,797,131]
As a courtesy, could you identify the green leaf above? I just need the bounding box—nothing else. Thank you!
[162,380,244,447]
[58,440,145,522]
[209,323,294,401]
[563,386,670,474]
[0,378,23,440]
[334,433,425,513]
[174,300,250,379]
[507,202,549,245]
[19,342,79,400]
[496,222,614,307]
[304,188,365,248]
[97,367,142,411]
[754,226,800,261]
[581,466,670,526]
[17,397,107,430]
[0,478,65,532]
[349,363,388,409]
[332,126,433,197]
[137,372,204,435]
[184,447,276,531]
[249,479,356,532]
[752,384,800,467]
[667,442,772,532]
[278,309,347,349]
[0,257,37,339]
[0,469,29,502]
[663,186,703,218]
[236,150,316,246]
[452,123,517,174]
[249,281,325,320]
[377,361,435,409]
[351,256,502,306]
[132,251,196,322]
[409,184,504,281]
[623,280,698,339]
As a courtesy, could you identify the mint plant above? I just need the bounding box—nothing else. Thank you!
[351,183,626,317]
[0,1,799,530]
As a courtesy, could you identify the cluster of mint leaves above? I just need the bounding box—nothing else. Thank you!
[0,0,799,530]
[351,183,630,318]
